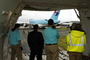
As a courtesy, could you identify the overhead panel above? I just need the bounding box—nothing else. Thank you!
[23,0,90,10]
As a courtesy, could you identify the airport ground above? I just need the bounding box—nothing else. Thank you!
[19,26,70,54]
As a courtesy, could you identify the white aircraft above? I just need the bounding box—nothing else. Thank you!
[59,21,80,27]
[29,10,60,28]
[16,20,29,27]
[17,10,60,28]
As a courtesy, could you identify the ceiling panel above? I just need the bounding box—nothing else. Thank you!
[22,0,90,10]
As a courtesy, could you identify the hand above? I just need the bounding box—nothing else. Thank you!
[30,48,31,50]
[42,46,44,49]
[21,47,23,50]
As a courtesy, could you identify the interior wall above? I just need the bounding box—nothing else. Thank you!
[0,0,26,60]
[79,9,90,56]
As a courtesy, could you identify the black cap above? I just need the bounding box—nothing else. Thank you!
[48,19,54,25]
[33,24,38,29]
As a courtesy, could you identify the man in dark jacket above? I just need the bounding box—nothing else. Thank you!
[27,25,44,60]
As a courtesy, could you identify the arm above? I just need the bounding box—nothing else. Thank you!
[18,41,22,47]
[17,32,22,47]
[84,35,86,46]
[56,30,60,39]
[40,33,44,49]
[27,33,31,48]
[66,35,68,44]
[66,34,70,45]
[18,40,23,50]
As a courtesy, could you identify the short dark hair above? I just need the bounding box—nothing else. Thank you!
[15,24,20,28]
[33,25,38,29]
[12,24,20,31]
[48,19,54,25]
[72,23,78,30]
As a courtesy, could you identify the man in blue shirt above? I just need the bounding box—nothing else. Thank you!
[43,19,59,60]
[9,24,22,60]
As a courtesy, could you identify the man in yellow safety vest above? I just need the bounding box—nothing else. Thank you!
[66,23,86,60]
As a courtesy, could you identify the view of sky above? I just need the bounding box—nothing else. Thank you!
[17,9,80,22]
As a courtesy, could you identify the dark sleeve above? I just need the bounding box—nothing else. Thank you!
[40,33,44,48]
[27,33,31,48]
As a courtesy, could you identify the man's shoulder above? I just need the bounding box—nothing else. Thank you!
[44,27,57,32]
[53,29,57,31]
[16,29,20,33]
[52,29,58,32]
[43,28,48,32]
[44,28,48,30]
[66,33,70,37]
[28,31,33,34]
[37,31,42,34]
[29,31,42,34]
[44,27,53,31]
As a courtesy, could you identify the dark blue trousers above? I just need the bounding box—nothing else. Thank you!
[30,46,42,60]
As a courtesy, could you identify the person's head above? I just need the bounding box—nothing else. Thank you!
[48,19,54,26]
[12,24,20,31]
[72,23,78,30]
[77,23,81,29]
[33,24,39,30]
[77,23,83,31]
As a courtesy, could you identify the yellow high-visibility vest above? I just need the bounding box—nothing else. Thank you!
[66,30,86,52]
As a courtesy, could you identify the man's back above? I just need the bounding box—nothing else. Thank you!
[43,27,59,44]
[9,29,21,45]
[66,30,86,52]
[28,30,44,48]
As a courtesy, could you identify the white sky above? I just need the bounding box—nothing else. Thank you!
[17,9,80,22]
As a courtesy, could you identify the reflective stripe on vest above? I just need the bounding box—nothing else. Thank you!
[69,33,85,46]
